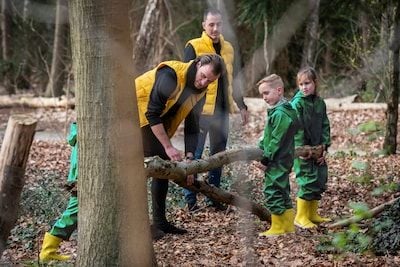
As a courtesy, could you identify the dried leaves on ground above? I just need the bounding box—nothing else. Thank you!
[0,103,399,266]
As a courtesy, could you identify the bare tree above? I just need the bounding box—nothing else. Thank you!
[1,0,14,94]
[383,0,400,155]
[301,0,320,68]
[45,0,68,97]
[69,0,155,264]
[132,0,163,74]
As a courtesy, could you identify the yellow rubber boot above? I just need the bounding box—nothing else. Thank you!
[309,200,331,223]
[282,208,295,233]
[259,209,295,237]
[294,198,316,229]
[39,232,70,261]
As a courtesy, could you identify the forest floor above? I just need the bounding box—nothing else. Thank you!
[0,98,399,266]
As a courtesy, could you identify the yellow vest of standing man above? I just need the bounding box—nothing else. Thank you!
[135,61,207,138]
[187,31,234,115]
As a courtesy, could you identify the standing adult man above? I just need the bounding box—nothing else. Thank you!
[183,8,249,211]
[135,54,224,239]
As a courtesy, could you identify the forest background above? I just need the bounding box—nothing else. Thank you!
[0,0,399,265]
[1,0,397,101]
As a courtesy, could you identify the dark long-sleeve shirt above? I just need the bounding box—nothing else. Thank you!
[145,63,203,154]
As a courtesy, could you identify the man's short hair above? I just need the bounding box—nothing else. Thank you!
[195,54,225,76]
[203,8,222,21]
[257,74,284,89]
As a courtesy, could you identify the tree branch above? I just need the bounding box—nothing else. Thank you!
[328,196,400,229]
[144,146,323,222]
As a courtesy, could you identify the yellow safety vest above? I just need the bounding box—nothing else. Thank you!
[186,31,235,114]
[135,61,206,138]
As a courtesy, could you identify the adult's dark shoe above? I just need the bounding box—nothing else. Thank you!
[158,223,187,235]
[151,225,165,241]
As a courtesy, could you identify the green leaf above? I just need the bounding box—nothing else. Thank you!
[351,160,369,171]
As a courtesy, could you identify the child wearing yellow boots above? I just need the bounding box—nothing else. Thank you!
[39,122,78,261]
[257,74,300,237]
[290,66,331,229]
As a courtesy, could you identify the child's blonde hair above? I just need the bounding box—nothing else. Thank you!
[296,66,318,86]
[257,74,284,89]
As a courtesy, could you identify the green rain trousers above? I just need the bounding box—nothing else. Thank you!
[49,196,78,239]
[294,158,328,200]
[49,122,78,240]
[291,90,331,201]
[259,100,300,215]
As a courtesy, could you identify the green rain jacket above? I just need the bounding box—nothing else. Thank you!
[258,100,300,166]
[290,90,330,148]
[67,122,78,184]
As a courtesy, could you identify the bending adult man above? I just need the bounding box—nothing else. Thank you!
[135,54,225,239]
[183,8,249,211]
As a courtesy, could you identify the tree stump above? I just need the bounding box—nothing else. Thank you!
[0,114,37,255]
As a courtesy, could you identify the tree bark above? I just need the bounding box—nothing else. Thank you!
[1,0,14,94]
[301,0,320,68]
[145,146,323,180]
[69,0,155,265]
[45,0,68,97]
[383,0,400,155]
[0,115,37,255]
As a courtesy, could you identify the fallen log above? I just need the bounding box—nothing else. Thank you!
[145,148,270,221]
[145,146,323,180]
[328,196,400,229]
[0,115,37,255]
[144,146,322,222]
[0,95,75,108]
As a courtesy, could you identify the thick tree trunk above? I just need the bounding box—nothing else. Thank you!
[301,0,320,68]
[45,0,68,97]
[0,115,36,255]
[1,0,14,94]
[69,0,155,265]
[383,0,400,155]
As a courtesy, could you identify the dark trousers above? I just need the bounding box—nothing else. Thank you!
[183,111,229,205]
[142,126,170,226]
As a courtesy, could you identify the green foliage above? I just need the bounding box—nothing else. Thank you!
[318,224,372,254]
[371,199,400,255]
[19,170,68,222]
[357,121,383,133]
[9,169,68,255]
[317,202,373,254]
[348,202,372,219]
[372,182,399,196]
[236,0,268,27]
[348,160,373,185]
[318,200,400,256]
[351,160,369,171]
[332,150,359,158]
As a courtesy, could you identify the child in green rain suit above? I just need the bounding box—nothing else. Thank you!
[257,74,300,237]
[39,122,77,261]
[291,66,331,229]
